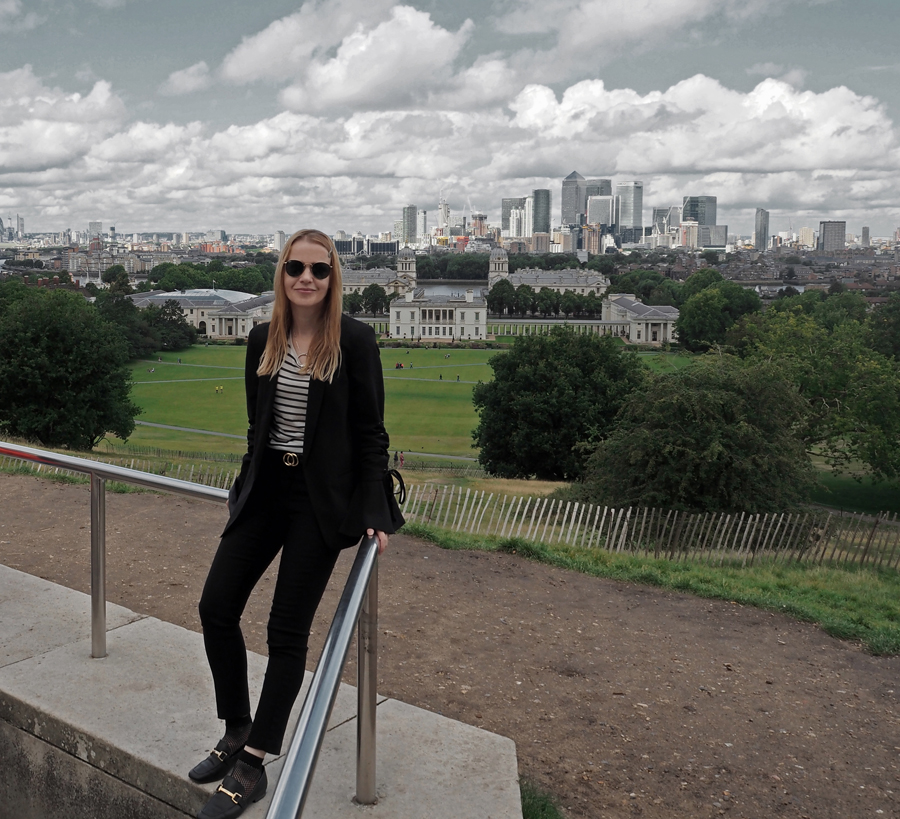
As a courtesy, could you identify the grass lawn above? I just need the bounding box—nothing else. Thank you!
[125,344,495,458]
[810,471,900,515]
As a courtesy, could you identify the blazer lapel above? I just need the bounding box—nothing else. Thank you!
[303,378,326,463]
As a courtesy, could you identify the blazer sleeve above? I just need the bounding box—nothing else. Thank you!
[340,324,405,535]
[228,327,265,507]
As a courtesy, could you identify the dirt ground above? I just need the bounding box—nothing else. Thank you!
[1,473,899,819]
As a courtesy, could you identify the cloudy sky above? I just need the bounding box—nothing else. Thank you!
[2,0,899,237]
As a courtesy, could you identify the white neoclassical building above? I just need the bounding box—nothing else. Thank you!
[390,288,487,341]
[602,294,679,344]
[487,246,610,296]
[342,246,417,296]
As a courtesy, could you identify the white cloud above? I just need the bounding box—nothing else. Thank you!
[278,6,473,112]
[219,0,398,85]
[0,0,42,31]
[158,62,212,96]
[3,62,899,235]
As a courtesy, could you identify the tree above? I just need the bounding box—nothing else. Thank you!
[361,283,388,316]
[343,291,364,315]
[145,299,197,349]
[679,268,724,304]
[94,291,159,358]
[700,250,719,265]
[676,282,761,352]
[536,287,560,317]
[472,329,646,480]
[582,358,816,512]
[559,289,580,318]
[101,264,127,284]
[0,286,139,449]
[486,279,515,315]
[514,284,536,316]
[740,308,900,482]
[867,292,900,360]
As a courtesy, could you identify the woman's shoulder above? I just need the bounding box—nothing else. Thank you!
[249,322,270,342]
[340,314,376,345]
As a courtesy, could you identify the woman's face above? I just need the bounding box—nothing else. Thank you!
[283,237,332,314]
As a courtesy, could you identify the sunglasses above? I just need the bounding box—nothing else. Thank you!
[284,260,332,280]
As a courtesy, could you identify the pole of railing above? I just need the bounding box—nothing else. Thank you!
[90,472,107,659]
[265,537,379,819]
[356,559,378,804]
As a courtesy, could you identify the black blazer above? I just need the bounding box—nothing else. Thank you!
[223,315,402,549]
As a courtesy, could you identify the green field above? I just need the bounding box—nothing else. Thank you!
[127,345,497,458]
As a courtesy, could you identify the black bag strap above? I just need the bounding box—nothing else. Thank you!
[385,468,406,505]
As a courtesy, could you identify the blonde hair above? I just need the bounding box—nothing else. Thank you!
[257,229,343,382]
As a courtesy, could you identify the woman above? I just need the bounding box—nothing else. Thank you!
[190,229,403,819]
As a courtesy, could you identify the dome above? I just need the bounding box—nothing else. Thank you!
[490,246,508,260]
[398,246,416,258]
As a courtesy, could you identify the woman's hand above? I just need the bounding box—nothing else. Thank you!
[366,528,388,555]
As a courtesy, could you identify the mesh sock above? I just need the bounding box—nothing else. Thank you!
[218,716,252,755]
[231,750,264,794]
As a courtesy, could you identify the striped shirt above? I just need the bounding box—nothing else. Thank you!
[268,344,310,453]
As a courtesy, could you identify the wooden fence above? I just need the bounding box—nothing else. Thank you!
[399,484,900,570]
[1,454,238,490]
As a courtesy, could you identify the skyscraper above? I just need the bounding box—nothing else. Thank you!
[754,209,769,251]
[561,171,585,225]
[587,195,617,228]
[417,209,428,239]
[561,172,612,225]
[16,215,24,239]
[438,197,450,231]
[402,204,417,245]
[818,221,846,252]
[862,226,870,247]
[88,221,102,238]
[615,182,643,232]
[532,189,551,234]
[682,196,717,226]
[501,197,526,232]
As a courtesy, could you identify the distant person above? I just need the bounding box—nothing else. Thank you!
[439,373,442,380]
[393,451,399,468]
[399,452,404,468]
[456,374,460,381]
[190,229,404,819]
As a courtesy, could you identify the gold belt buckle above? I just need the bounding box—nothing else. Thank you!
[282,452,299,467]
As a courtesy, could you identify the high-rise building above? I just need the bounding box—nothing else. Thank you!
[532,189,551,234]
[417,210,428,239]
[754,209,769,251]
[16,215,25,239]
[681,221,700,249]
[393,220,403,241]
[587,195,617,228]
[615,182,643,231]
[509,207,526,238]
[88,220,102,238]
[274,230,286,252]
[799,227,816,248]
[501,197,526,232]
[699,225,728,247]
[682,196,717,226]
[818,221,846,252]
[523,196,534,238]
[561,172,612,225]
[402,204,417,245]
[471,213,487,237]
[861,226,870,247]
[437,197,450,231]
[561,171,586,225]
[651,206,681,234]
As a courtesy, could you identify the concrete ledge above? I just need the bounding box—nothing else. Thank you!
[0,564,522,818]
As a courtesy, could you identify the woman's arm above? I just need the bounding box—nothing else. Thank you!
[228,326,266,507]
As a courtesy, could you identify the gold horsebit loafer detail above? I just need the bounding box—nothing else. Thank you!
[216,785,243,805]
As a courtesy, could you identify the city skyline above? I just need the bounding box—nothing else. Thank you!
[1,0,899,236]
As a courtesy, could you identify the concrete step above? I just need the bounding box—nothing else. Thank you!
[0,564,522,818]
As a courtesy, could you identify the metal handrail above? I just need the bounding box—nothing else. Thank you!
[0,440,379,810]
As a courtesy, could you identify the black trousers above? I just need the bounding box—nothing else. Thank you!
[198,449,340,754]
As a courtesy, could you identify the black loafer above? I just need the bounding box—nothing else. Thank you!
[197,768,268,819]
[188,740,243,784]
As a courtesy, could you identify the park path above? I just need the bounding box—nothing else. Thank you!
[1,472,898,818]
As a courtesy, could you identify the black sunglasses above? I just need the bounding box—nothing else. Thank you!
[284,260,332,280]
